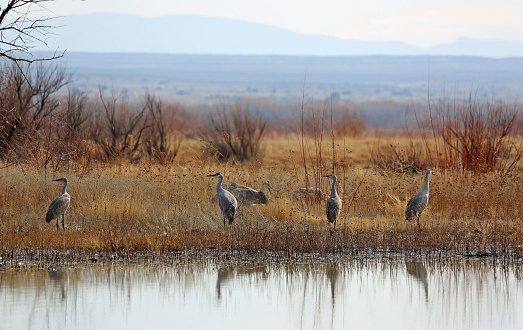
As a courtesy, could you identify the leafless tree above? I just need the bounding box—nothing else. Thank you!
[0,0,64,63]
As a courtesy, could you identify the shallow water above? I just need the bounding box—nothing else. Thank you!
[1,257,522,329]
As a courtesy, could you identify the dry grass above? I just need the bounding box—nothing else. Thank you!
[1,134,522,259]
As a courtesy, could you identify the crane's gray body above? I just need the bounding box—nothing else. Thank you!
[405,169,433,229]
[231,181,271,205]
[324,175,342,228]
[212,183,229,204]
[46,178,71,231]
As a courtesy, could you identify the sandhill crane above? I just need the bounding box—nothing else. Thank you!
[324,174,342,229]
[292,187,322,202]
[208,173,238,226]
[211,183,229,204]
[231,181,271,205]
[46,178,71,231]
[405,169,433,229]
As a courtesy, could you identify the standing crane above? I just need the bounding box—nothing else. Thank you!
[46,177,71,231]
[405,169,433,230]
[324,174,342,229]
[208,173,238,226]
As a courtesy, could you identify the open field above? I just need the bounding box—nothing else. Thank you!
[1,134,522,262]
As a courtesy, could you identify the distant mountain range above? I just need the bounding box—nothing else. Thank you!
[45,13,523,58]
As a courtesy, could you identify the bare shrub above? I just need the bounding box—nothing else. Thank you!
[143,92,184,163]
[204,102,267,162]
[0,62,71,162]
[331,102,366,137]
[371,92,522,175]
[369,139,428,173]
[17,89,93,174]
[49,89,94,174]
[92,87,150,161]
[426,93,522,174]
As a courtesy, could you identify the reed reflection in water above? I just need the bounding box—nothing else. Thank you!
[0,258,522,329]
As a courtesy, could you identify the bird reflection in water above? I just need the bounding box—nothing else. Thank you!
[47,268,68,301]
[215,264,269,300]
[325,264,340,307]
[405,260,428,302]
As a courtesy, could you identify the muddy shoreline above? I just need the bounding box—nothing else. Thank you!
[1,248,520,271]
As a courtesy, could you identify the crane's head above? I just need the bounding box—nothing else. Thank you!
[262,181,271,194]
[426,169,433,176]
[207,173,223,179]
[52,177,68,183]
[323,174,337,181]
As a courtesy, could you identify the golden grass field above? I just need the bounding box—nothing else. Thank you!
[1,134,522,260]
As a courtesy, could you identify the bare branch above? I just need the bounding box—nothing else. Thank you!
[0,0,64,63]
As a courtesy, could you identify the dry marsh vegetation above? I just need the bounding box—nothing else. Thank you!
[1,62,522,261]
[1,137,522,259]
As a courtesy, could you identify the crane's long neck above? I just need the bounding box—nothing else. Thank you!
[62,181,68,195]
[216,175,224,193]
[263,183,270,196]
[422,172,430,193]
[330,178,338,198]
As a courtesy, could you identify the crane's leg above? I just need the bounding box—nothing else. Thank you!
[333,220,336,231]
[416,216,420,230]
[56,218,59,231]
[62,214,66,231]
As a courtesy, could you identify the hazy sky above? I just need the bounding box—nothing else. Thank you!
[44,0,523,47]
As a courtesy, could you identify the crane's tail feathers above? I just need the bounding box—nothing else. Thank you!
[227,205,237,225]
[45,210,54,223]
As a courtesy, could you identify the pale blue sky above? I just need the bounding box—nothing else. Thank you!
[44,0,523,47]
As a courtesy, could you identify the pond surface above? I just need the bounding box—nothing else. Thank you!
[1,257,522,329]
